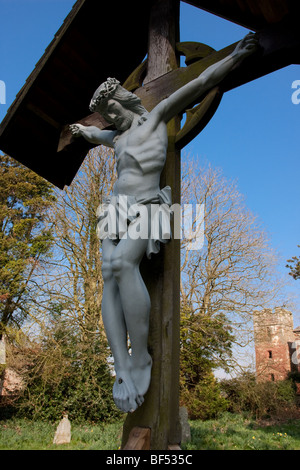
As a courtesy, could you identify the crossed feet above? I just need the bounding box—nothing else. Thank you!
[113,353,152,413]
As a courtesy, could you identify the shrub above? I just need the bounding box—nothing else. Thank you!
[180,371,228,420]
[14,338,122,424]
[1,322,122,424]
[220,372,297,419]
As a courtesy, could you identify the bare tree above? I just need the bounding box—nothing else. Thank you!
[31,146,116,345]
[180,156,290,370]
[19,148,290,393]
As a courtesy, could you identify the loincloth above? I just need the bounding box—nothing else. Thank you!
[96,186,172,259]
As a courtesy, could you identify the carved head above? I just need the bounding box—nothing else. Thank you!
[89,77,147,118]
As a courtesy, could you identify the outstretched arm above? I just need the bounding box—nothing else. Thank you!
[69,123,118,148]
[157,32,258,123]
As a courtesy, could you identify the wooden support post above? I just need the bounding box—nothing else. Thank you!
[121,0,181,450]
[123,427,151,450]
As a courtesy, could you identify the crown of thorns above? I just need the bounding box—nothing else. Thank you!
[92,78,120,106]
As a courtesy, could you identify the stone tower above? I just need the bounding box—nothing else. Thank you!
[253,307,300,382]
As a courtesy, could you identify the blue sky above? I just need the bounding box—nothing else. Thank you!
[0,1,299,322]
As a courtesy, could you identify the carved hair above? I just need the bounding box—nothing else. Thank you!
[89,77,147,116]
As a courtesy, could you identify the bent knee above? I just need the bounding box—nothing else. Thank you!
[111,253,135,279]
[102,260,114,282]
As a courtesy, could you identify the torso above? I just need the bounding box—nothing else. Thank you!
[112,117,168,200]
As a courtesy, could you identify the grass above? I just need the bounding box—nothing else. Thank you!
[1,412,300,450]
[182,412,300,450]
[0,418,123,450]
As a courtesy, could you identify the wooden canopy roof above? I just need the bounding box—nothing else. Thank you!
[0,0,152,188]
[185,0,294,31]
[0,0,298,188]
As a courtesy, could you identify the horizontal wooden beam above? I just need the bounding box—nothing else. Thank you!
[221,17,300,93]
[57,17,300,172]
[57,113,113,152]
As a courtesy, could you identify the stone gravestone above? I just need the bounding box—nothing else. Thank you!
[53,414,71,445]
[179,407,191,444]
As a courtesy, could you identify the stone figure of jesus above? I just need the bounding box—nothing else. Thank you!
[70,33,257,413]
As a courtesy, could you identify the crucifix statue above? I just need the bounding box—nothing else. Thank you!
[69,33,258,414]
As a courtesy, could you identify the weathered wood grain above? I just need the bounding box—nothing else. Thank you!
[123,427,151,450]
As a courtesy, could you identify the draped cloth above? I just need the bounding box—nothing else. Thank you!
[96,186,172,259]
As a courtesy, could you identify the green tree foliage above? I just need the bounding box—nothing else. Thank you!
[180,305,232,419]
[286,246,300,280]
[0,155,55,336]
[180,370,228,421]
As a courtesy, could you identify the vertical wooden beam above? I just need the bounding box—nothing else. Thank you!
[122,0,181,450]
[144,0,179,84]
